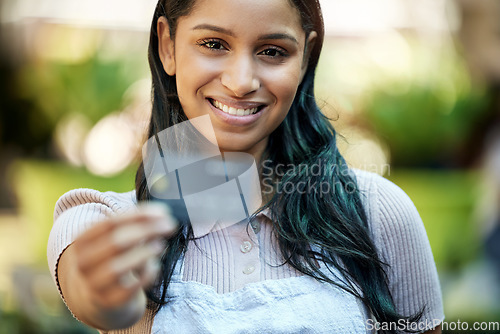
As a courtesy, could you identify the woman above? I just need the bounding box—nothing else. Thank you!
[48,0,444,333]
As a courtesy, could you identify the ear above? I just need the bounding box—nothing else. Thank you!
[299,31,318,83]
[157,16,176,76]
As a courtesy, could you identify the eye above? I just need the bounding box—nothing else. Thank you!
[258,46,289,59]
[197,39,227,51]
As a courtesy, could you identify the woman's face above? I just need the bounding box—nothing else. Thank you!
[158,0,315,160]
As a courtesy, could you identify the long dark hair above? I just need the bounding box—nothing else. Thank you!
[136,0,422,332]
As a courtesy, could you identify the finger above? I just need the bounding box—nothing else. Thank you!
[110,217,176,249]
[76,205,176,272]
[118,270,141,289]
[78,223,170,273]
[74,220,115,246]
[86,240,165,291]
[135,257,161,288]
[91,280,144,310]
[111,240,164,274]
[118,257,161,289]
[77,202,175,245]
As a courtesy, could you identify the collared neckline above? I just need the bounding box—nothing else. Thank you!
[191,207,272,238]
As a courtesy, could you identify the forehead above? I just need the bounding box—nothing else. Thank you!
[179,0,304,38]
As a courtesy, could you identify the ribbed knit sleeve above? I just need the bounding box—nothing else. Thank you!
[354,169,445,332]
[47,189,155,334]
[47,189,136,297]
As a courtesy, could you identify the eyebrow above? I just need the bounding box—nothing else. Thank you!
[258,33,298,45]
[192,24,299,45]
[192,24,234,36]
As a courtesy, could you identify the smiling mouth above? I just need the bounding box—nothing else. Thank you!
[209,99,265,116]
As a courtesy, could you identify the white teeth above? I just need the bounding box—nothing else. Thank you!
[211,99,260,116]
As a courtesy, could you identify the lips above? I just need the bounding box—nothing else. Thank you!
[206,98,267,126]
[209,98,265,117]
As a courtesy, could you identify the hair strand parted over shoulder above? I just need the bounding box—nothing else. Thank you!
[136,1,423,332]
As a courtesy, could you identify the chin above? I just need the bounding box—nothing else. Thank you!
[217,141,252,153]
[212,130,268,157]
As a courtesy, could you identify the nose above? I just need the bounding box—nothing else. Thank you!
[220,53,260,97]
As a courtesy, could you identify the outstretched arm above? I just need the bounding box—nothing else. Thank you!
[57,204,176,330]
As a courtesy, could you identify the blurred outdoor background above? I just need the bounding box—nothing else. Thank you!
[0,0,499,333]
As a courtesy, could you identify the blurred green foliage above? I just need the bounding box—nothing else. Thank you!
[364,85,488,167]
[0,308,94,334]
[17,56,140,126]
[387,169,481,272]
[361,41,490,168]
[1,53,143,155]
[9,160,137,264]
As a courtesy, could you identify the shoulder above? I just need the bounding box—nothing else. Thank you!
[350,168,422,241]
[351,169,444,325]
[351,168,416,214]
[54,188,137,221]
[350,168,427,264]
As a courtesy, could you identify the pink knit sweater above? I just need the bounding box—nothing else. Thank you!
[47,169,444,333]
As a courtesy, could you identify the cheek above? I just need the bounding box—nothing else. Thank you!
[262,64,302,104]
[175,49,220,100]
